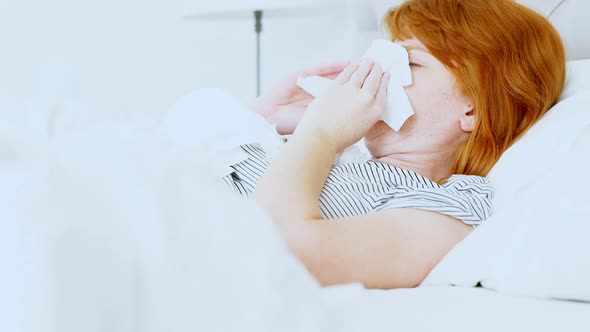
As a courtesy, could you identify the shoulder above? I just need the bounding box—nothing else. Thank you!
[445,174,491,185]
[375,173,494,225]
[442,174,494,198]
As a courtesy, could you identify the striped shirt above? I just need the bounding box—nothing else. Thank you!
[222,143,493,226]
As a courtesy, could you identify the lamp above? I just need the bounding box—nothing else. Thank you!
[183,0,333,97]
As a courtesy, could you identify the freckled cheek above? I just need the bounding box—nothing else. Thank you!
[404,81,454,121]
[403,83,430,115]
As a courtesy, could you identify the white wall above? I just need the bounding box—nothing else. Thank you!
[0,0,353,116]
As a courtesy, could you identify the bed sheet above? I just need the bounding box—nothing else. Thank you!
[327,286,590,332]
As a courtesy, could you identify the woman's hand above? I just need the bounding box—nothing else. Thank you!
[294,60,389,153]
[250,62,349,135]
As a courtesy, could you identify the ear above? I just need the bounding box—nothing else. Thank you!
[459,104,476,133]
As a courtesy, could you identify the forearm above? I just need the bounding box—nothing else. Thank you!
[253,132,337,228]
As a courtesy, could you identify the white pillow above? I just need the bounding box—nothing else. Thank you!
[560,59,590,100]
[487,59,590,213]
[481,127,590,300]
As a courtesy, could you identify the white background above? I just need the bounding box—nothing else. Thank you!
[0,0,353,117]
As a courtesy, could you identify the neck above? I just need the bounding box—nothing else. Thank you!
[371,149,455,183]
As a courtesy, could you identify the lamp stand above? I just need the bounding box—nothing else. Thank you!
[254,10,263,97]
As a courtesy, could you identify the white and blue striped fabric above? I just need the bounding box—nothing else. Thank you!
[222,143,494,226]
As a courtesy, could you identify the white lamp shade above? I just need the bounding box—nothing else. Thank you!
[184,0,331,17]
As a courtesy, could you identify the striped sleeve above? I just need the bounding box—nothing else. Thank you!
[374,175,494,226]
[221,144,270,197]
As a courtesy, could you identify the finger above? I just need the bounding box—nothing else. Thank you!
[348,59,374,88]
[334,63,359,84]
[301,61,350,77]
[375,73,390,111]
[361,63,384,98]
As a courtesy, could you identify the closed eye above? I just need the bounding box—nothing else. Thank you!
[409,63,421,67]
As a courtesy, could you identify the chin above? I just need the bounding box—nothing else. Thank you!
[364,121,409,158]
[364,139,387,159]
[364,138,387,159]
[365,121,395,144]
[366,121,394,140]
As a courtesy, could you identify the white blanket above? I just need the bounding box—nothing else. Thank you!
[0,97,366,332]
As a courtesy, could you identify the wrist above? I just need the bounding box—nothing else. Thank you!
[289,128,340,156]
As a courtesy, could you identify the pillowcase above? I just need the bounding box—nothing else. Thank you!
[480,126,590,301]
[560,59,590,100]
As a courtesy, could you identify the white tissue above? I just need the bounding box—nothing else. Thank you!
[297,39,415,131]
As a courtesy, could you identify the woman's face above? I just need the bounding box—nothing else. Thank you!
[364,38,474,160]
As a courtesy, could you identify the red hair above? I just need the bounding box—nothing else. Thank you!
[384,0,566,176]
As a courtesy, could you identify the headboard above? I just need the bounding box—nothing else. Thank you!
[347,0,590,60]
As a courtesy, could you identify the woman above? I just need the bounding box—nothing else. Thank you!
[225,0,565,289]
